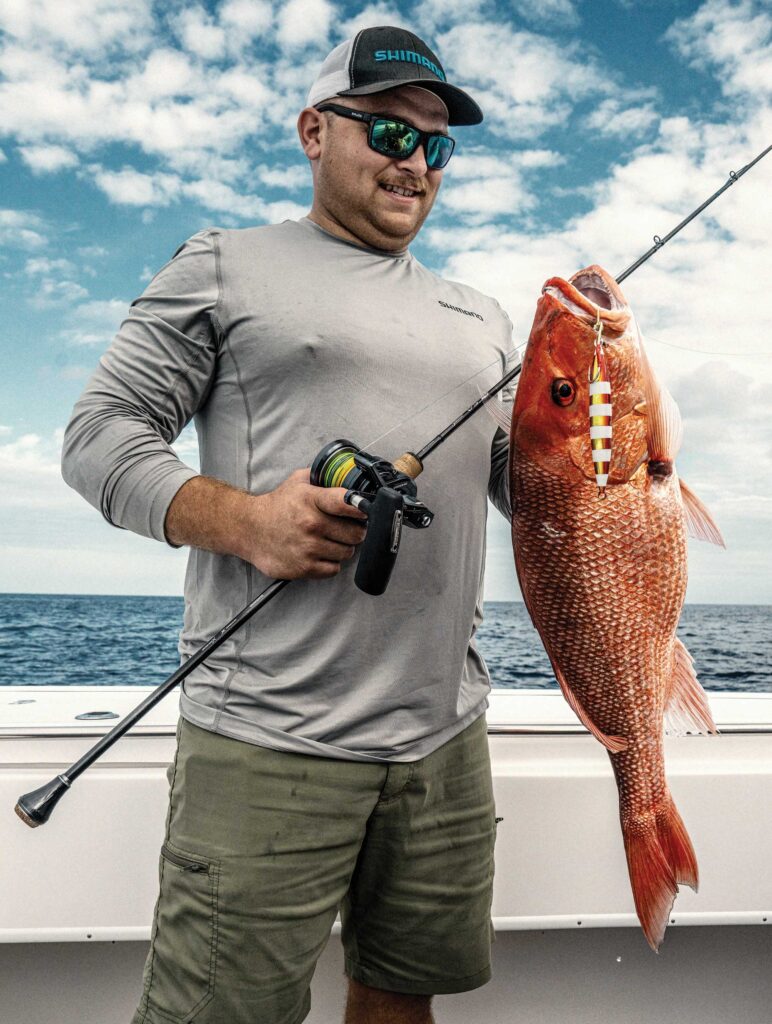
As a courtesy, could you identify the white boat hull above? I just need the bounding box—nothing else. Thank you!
[2,687,771,1021]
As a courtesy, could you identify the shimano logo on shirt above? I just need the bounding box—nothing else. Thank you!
[374,49,447,82]
[438,300,484,321]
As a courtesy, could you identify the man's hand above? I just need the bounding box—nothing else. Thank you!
[242,468,368,578]
[165,469,368,580]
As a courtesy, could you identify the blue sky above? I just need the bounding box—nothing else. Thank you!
[1,0,770,601]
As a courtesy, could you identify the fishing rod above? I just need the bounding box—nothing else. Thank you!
[15,140,770,829]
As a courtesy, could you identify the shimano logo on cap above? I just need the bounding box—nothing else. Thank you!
[374,49,447,82]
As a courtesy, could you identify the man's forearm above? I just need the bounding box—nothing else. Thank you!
[164,475,255,559]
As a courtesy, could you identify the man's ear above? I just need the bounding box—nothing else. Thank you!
[298,107,324,160]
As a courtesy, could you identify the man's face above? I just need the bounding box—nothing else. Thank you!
[308,86,449,251]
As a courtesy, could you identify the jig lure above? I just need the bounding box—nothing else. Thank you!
[589,311,612,496]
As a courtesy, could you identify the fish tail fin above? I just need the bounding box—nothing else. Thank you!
[622,814,678,952]
[656,794,699,892]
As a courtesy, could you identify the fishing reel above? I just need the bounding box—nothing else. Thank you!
[310,439,434,596]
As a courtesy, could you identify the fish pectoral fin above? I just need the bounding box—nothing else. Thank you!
[679,478,726,547]
[477,381,515,433]
[637,328,683,461]
[664,638,719,736]
[551,661,628,753]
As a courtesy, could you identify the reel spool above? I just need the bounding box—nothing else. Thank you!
[310,439,434,596]
[311,440,370,493]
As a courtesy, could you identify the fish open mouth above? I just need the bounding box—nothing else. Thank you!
[543,265,631,332]
[570,269,624,311]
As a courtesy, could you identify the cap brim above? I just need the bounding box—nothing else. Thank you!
[339,79,483,126]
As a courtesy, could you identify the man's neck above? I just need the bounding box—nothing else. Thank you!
[306,207,407,256]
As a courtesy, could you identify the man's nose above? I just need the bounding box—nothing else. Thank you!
[393,143,429,177]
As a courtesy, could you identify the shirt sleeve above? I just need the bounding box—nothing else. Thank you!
[487,301,514,520]
[488,426,511,519]
[61,229,221,544]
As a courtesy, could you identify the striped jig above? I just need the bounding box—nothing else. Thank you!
[589,311,612,496]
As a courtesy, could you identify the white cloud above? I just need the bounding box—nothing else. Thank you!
[0,429,72,510]
[437,149,565,224]
[441,173,533,221]
[60,297,131,346]
[338,5,406,37]
[18,143,78,173]
[277,0,334,50]
[256,163,310,190]
[220,0,272,39]
[510,0,580,27]
[0,0,154,56]
[0,42,273,165]
[437,22,616,139]
[90,166,182,206]
[414,0,487,34]
[172,5,227,61]
[0,422,189,594]
[215,67,273,117]
[134,48,196,100]
[585,98,660,138]
[0,208,47,249]
[30,278,89,308]
[0,147,6,162]
[666,0,772,97]
[24,256,76,276]
[179,177,308,222]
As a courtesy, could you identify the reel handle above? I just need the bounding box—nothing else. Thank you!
[346,487,404,596]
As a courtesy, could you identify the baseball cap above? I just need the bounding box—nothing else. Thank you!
[306,26,483,126]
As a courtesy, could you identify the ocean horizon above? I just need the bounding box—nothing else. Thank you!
[0,593,769,692]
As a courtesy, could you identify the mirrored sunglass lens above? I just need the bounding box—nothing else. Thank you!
[426,135,453,169]
[371,119,420,157]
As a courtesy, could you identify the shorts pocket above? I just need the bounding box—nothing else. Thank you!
[142,843,220,1022]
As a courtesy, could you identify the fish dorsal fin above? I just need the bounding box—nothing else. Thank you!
[636,325,683,461]
[679,478,726,547]
[664,639,719,736]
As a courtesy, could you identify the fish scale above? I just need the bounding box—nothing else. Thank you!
[509,264,722,950]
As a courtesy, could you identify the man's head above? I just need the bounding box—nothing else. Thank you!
[298,26,482,252]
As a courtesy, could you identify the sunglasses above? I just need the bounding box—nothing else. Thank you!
[315,103,456,170]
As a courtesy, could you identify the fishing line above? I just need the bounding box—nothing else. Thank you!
[644,335,772,358]
[363,347,522,453]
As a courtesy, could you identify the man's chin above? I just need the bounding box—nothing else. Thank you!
[365,208,426,249]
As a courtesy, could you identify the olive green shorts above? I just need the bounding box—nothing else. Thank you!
[131,714,497,1024]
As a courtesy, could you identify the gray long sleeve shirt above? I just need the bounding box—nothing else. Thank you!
[62,217,512,762]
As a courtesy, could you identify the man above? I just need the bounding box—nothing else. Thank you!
[62,25,512,1024]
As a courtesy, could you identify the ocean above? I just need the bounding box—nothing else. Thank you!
[0,594,769,692]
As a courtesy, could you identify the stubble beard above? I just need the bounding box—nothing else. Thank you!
[316,149,435,252]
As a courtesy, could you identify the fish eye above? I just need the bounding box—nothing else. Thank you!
[551,379,575,407]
